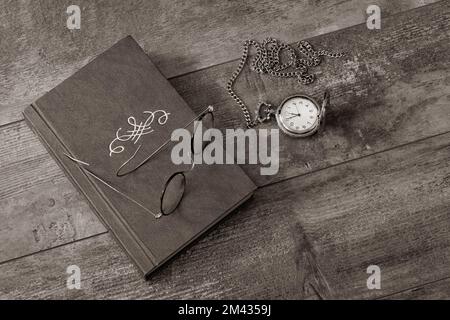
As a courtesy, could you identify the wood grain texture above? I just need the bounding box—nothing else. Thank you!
[1,1,449,299]
[0,121,105,263]
[0,0,438,126]
[0,121,65,201]
[0,131,448,299]
[0,180,105,263]
[175,0,450,186]
[0,1,449,272]
[0,232,322,299]
[382,278,450,300]
[290,132,450,299]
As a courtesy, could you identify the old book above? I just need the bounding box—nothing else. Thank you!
[23,36,256,277]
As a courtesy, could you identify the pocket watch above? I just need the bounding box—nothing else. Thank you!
[226,37,343,137]
[275,92,328,137]
[253,91,329,137]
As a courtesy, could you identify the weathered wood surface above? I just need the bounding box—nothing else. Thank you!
[0,179,105,263]
[0,121,106,262]
[293,132,450,299]
[0,131,448,299]
[178,1,450,186]
[383,278,450,300]
[0,0,438,126]
[1,1,449,269]
[0,1,449,299]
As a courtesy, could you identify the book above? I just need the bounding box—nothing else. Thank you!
[23,36,256,277]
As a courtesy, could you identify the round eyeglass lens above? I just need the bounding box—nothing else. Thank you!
[161,172,186,215]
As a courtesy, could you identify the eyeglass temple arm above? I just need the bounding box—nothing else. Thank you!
[115,105,214,177]
[64,153,162,219]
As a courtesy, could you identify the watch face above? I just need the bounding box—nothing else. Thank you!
[276,95,320,135]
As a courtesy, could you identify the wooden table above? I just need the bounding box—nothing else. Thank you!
[0,0,449,299]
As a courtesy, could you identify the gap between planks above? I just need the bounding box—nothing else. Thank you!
[0,0,442,127]
[0,2,448,268]
[378,275,450,299]
[0,130,448,298]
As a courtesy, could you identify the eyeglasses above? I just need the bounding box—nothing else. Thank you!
[65,106,215,219]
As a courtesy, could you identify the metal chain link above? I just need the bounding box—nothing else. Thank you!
[226,38,344,128]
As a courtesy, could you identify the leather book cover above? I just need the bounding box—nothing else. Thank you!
[23,36,257,277]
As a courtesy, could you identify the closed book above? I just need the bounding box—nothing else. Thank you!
[23,36,256,277]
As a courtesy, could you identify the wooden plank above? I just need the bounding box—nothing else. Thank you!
[0,179,105,263]
[174,0,450,186]
[0,0,439,126]
[1,1,449,266]
[286,132,450,299]
[0,121,64,201]
[0,131,448,299]
[0,121,106,263]
[382,278,450,299]
[0,221,322,300]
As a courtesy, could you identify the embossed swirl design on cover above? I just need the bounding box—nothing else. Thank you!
[23,36,256,277]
